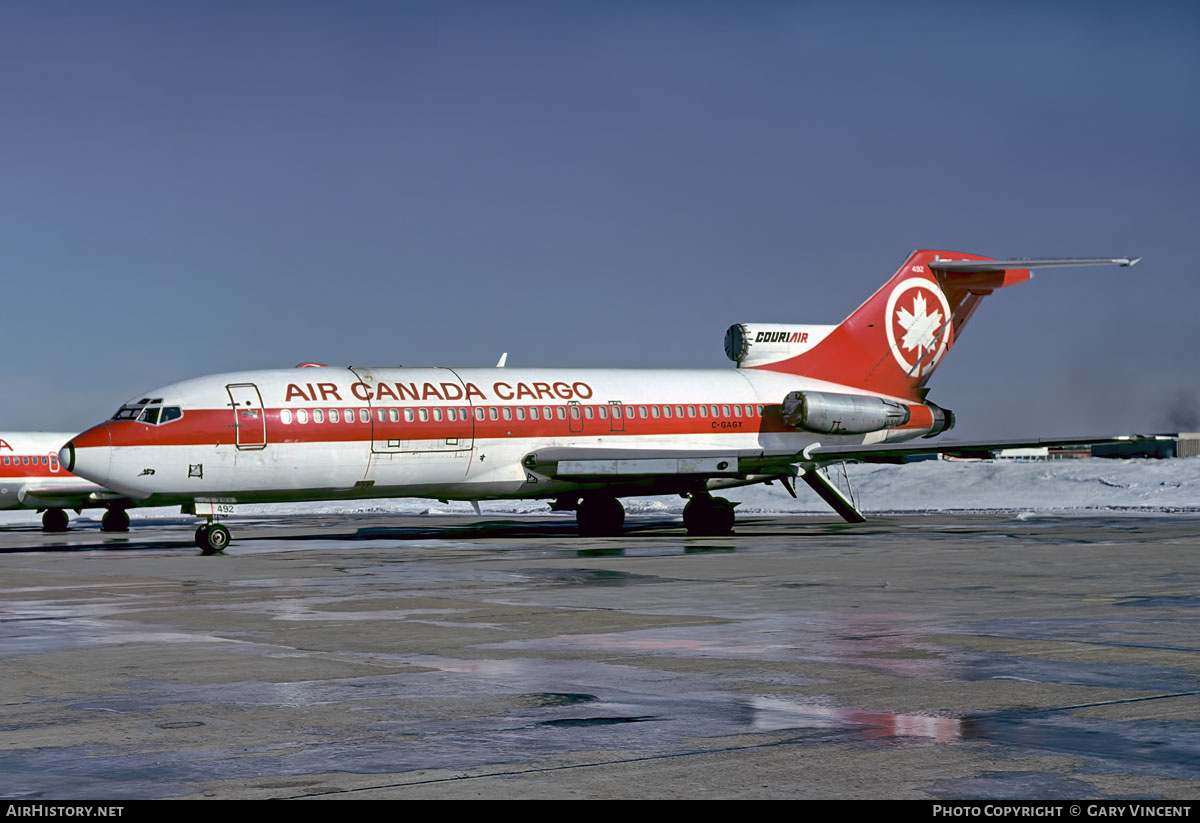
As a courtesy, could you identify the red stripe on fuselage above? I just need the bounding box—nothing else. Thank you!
[86,399,935,449]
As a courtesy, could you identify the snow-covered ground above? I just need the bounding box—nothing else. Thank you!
[2,458,1197,527]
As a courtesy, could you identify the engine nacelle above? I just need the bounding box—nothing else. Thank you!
[781,390,911,435]
[924,402,955,437]
[725,323,834,368]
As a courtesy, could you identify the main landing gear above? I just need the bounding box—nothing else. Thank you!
[567,492,737,537]
[41,508,69,533]
[194,522,231,555]
[683,493,736,536]
[101,507,130,532]
[575,495,626,536]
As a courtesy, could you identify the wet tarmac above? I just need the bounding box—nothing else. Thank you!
[1,512,1199,799]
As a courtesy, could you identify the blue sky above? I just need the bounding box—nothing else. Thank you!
[2,1,1197,438]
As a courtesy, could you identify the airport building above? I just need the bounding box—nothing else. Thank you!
[988,433,1200,461]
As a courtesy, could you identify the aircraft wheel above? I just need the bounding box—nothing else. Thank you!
[101,508,130,533]
[42,509,69,533]
[194,525,210,548]
[683,495,735,536]
[576,495,625,536]
[199,524,230,555]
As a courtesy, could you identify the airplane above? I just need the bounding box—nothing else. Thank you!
[60,250,1140,554]
[0,431,134,532]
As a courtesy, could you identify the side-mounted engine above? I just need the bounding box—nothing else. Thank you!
[781,390,955,437]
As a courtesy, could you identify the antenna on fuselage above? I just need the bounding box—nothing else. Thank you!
[496,352,508,368]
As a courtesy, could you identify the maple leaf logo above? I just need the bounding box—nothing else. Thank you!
[895,290,942,355]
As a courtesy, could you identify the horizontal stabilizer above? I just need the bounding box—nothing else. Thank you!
[930,256,1140,272]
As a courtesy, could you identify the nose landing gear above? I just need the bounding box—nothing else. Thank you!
[194,522,231,555]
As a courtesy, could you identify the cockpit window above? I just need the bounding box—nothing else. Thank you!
[113,401,181,425]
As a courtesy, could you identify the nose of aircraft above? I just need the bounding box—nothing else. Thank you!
[61,423,112,482]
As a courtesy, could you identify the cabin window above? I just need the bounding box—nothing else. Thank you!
[329,409,339,423]
[404,408,414,422]
[419,408,429,422]
[757,404,765,416]
[376,409,385,422]
[569,405,580,420]
[721,405,731,417]
[687,405,696,417]
[488,407,498,420]
[598,405,608,419]
[584,406,594,419]
[502,407,512,420]
[297,409,309,424]
[22,457,29,465]
[543,406,553,419]
[733,405,742,417]
[313,409,325,423]
[281,409,293,424]
[612,405,622,419]
[161,407,183,423]
[475,407,485,421]
[651,406,660,418]
[662,406,672,418]
[344,408,354,422]
[556,406,566,420]
[639,406,648,418]
[359,408,369,423]
[1,457,7,465]
[516,407,526,421]
[530,407,539,421]
[699,405,709,418]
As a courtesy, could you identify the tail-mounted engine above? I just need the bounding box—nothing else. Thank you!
[780,391,955,438]
[782,391,910,435]
[924,402,955,437]
[725,324,834,368]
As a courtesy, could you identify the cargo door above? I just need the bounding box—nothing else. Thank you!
[350,367,474,454]
[226,383,267,450]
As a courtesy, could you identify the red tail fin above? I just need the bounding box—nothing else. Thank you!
[750,250,1032,401]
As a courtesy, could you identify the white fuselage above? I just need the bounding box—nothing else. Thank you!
[65,365,934,507]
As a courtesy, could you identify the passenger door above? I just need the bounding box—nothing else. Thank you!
[226,383,267,450]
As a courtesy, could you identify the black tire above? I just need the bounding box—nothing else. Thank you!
[576,495,625,537]
[42,509,69,533]
[101,508,130,533]
[194,525,210,548]
[200,524,230,555]
[683,495,735,536]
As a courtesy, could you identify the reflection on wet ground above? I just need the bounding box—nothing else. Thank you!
[1,513,1199,799]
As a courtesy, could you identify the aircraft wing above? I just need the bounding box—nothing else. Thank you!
[804,434,1149,463]
[18,484,130,509]
[522,434,1149,525]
